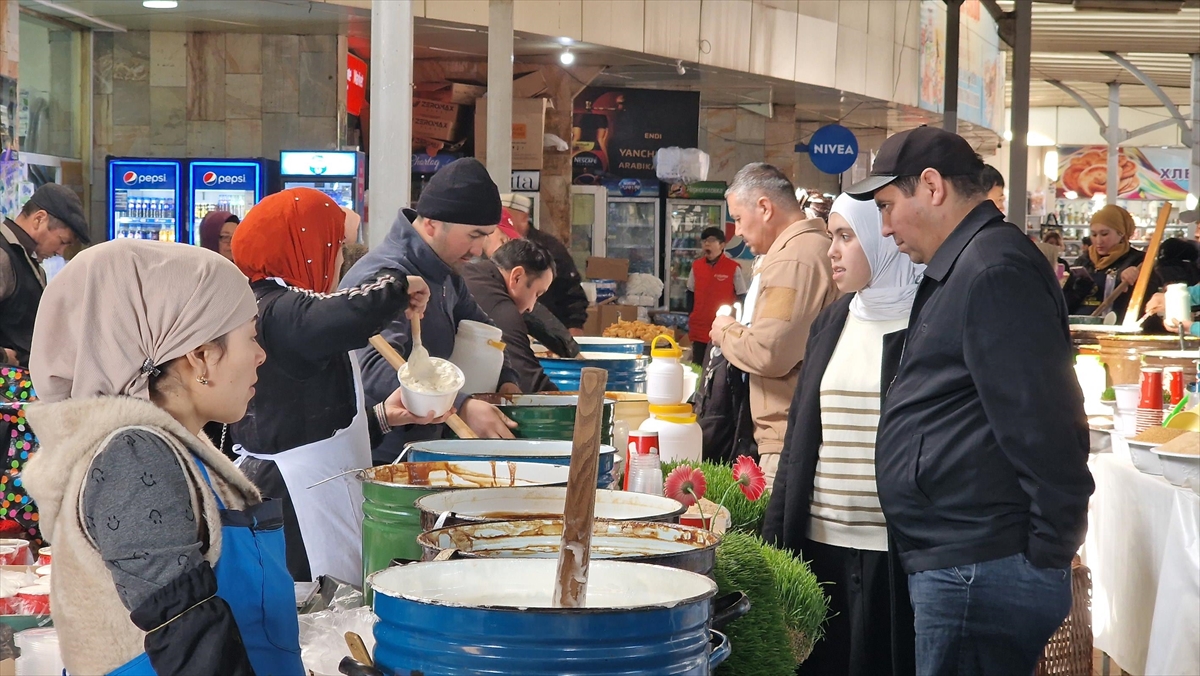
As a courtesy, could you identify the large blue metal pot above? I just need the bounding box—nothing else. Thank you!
[403,439,620,489]
[539,352,648,393]
[573,336,646,355]
[370,559,730,675]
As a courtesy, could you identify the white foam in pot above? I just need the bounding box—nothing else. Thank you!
[370,559,714,609]
[416,486,685,521]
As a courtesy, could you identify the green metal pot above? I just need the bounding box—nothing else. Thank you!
[470,393,616,444]
[360,461,570,602]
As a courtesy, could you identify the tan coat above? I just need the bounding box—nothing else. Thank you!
[23,396,259,675]
[716,218,839,481]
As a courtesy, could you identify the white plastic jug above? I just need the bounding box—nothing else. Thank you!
[647,335,685,405]
[448,320,506,395]
[639,404,702,463]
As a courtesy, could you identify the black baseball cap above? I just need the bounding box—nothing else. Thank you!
[846,125,984,201]
[27,183,90,244]
[700,227,726,243]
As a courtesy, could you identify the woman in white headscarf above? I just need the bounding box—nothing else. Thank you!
[763,194,923,675]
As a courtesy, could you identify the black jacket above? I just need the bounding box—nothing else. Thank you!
[762,295,905,552]
[526,227,589,330]
[876,202,1094,574]
[1062,246,1145,317]
[461,258,558,393]
[0,219,45,366]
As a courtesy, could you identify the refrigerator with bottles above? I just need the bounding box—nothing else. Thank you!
[601,197,660,277]
[664,199,727,311]
[107,157,184,242]
[186,158,277,245]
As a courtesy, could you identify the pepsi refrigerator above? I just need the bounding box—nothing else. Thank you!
[279,150,365,212]
[107,157,184,242]
[186,158,278,244]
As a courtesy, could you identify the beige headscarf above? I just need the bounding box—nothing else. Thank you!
[30,239,257,402]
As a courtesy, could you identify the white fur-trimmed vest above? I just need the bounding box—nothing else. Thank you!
[23,396,259,675]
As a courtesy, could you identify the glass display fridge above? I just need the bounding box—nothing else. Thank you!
[570,185,605,273]
[279,150,365,211]
[665,199,727,311]
[602,197,660,277]
[106,157,184,242]
[186,158,276,245]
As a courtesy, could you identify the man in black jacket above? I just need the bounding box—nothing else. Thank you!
[848,126,1094,676]
[501,193,589,334]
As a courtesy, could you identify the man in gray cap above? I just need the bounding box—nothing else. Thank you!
[341,158,522,462]
[0,184,89,366]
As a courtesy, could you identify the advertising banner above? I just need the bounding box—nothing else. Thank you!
[1056,146,1190,200]
[572,87,700,190]
[919,0,1005,133]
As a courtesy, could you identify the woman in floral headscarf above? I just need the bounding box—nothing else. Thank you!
[229,187,433,585]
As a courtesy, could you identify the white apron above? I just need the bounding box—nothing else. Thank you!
[236,355,372,585]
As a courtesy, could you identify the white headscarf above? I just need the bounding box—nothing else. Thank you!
[830,193,925,322]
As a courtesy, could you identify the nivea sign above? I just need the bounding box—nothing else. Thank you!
[803,124,859,175]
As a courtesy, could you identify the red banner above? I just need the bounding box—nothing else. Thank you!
[346,53,366,117]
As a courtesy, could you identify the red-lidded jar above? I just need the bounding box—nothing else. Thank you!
[624,430,659,490]
[1164,367,1185,405]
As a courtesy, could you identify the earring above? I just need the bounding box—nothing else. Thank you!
[197,376,210,386]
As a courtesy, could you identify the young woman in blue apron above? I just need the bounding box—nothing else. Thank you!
[22,240,305,675]
[228,188,434,585]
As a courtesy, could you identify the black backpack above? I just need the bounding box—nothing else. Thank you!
[694,346,758,464]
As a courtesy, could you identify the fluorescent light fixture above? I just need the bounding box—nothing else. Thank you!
[1044,150,1060,181]
[142,0,178,8]
[559,49,575,66]
[557,37,574,45]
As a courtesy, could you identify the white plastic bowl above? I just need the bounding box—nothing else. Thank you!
[1154,447,1200,488]
[1113,384,1140,412]
[1127,439,1165,476]
[397,358,464,418]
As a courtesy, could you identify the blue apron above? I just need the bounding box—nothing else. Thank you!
[108,459,305,676]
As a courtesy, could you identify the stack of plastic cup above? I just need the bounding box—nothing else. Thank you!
[1135,367,1164,433]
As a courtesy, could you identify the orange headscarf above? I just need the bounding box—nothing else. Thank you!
[232,187,347,292]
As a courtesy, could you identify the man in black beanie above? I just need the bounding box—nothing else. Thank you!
[341,158,521,461]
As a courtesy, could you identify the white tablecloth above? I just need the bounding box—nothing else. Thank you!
[1086,450,1200,676]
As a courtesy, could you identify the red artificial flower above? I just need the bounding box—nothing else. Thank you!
[665,465,707,507]
[732,455,767,502]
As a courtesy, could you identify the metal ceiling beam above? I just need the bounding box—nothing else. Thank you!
[1103,50,1193,145]
[1045,79,1108,131]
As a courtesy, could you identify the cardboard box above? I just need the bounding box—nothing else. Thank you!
[584,303,639,336]
[586,256,630,282]
[474,97,550,171]
[416,81,488,106]
[512,70,548,98]
[413,98,466,142]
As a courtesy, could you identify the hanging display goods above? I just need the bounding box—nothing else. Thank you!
[1056,146,1190,200]
[571,87,700,189]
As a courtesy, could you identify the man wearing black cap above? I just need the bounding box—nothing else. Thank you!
[848,126,1093,675]
[0,184,89,366]
[341,158,521,462]
[686,226,747,365]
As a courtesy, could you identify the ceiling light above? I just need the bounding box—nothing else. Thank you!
[142,0,178,7]
[675,60,686,76]
[1044,150,1060,182]
[1065,191,1079,200]
[1186,193,1199,211]
[559,49,575,66]
[557,37,574,45]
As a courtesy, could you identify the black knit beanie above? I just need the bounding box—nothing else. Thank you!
[416,158,502,226]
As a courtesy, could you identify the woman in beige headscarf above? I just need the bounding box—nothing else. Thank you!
[1063,204,1148,317]
[21,239,303,676]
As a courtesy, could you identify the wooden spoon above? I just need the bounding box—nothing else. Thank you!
[368,335,478,439]
[553,366,608,608]
[407,314,436,381]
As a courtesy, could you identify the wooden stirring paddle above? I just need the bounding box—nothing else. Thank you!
[553,366,608,608]
[368,334,478,439]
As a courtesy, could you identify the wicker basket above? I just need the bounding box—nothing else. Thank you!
[1036,557,1093,676]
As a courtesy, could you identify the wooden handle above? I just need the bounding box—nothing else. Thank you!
[1091,281,1130,317]
[553,367,608,608]
[1123,202,1172,326]
[344,631,373,668]
[411,314,422,347]
[367,335,478,439]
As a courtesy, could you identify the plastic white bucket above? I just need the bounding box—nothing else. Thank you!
[449,320,506,395]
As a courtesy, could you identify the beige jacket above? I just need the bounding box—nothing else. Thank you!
[23,396,258,675]
[717,218,839,471]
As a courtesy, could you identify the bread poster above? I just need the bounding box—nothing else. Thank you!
[1056,146,1190,200]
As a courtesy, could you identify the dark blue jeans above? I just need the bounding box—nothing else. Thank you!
[908,553,1071,676]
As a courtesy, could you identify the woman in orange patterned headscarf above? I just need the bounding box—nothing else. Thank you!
[229,188,438,584]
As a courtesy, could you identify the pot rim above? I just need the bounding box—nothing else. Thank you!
[416,518,722,555]
[413,486,688,521]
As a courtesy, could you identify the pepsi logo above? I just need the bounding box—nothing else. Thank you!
[122,171,137,185]
[202,171,218,186]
